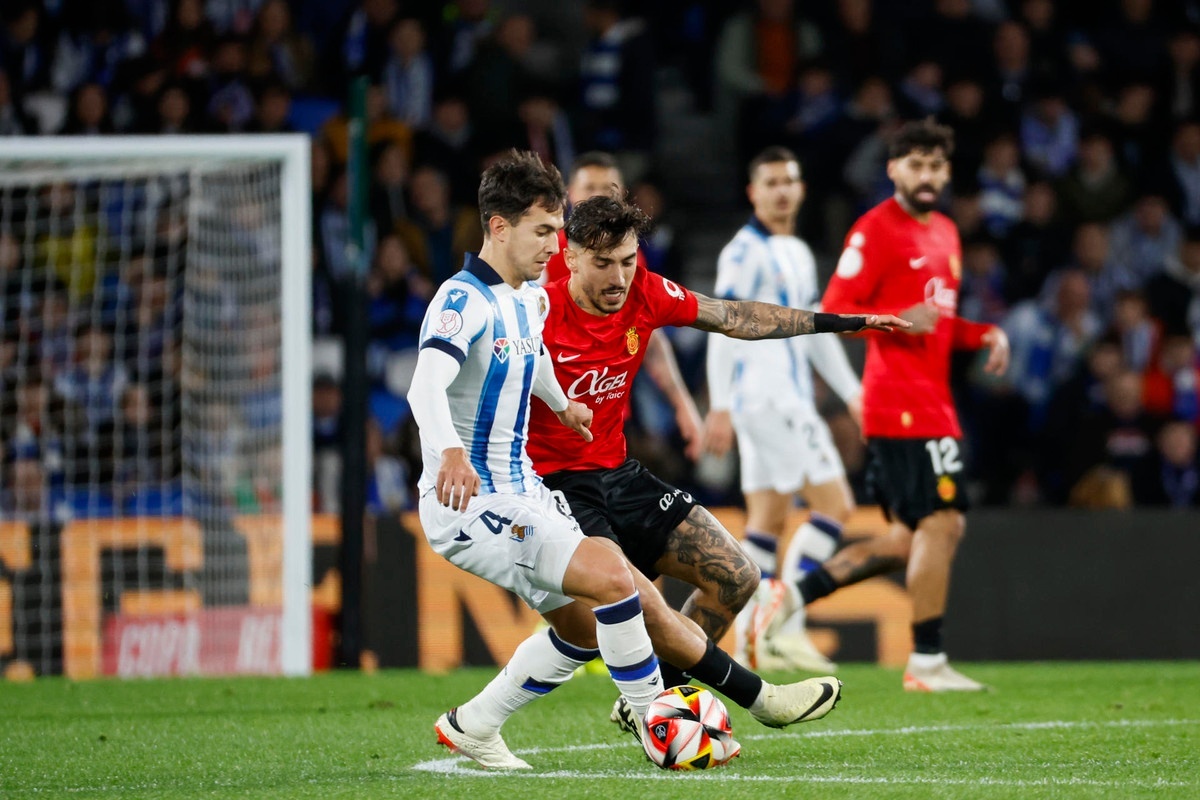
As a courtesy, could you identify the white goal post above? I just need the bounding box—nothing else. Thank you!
[0,136,311,678]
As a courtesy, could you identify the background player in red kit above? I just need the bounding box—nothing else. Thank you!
[805,119,1011,692]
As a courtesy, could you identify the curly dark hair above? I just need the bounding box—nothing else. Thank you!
[889,118,956,160]
[564,195,651,253]
[477,149,566,236]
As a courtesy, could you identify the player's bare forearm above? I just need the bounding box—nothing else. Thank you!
[692,294,908,338]
[692,294,816,338]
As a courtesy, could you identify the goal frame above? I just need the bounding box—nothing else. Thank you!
[3,135,313,676]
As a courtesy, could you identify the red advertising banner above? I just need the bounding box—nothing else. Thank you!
[101,607,283,677]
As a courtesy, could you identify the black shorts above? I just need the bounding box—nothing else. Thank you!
[541,459,697,580]
[865,436,970,530]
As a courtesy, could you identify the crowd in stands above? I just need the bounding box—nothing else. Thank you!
[2,0,1200,518]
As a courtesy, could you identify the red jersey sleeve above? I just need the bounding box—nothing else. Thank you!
[823,223,892,316]
[950,317,993,349]
[641,269,699,327]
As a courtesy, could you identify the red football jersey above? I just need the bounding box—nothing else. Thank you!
[543,230,647,284]
[822,198,992,439]
[528,266,699,474]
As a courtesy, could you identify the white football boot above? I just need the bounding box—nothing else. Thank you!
[902,652,988,692]
[749,675,843,728]
[435,709,532,769]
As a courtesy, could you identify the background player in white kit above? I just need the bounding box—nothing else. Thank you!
[408,151,666,769]
[704,147,864,673]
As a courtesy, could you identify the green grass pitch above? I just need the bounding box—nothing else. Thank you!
[2,662,1197,799]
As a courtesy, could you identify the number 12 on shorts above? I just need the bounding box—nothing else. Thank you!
[925,437,963,475]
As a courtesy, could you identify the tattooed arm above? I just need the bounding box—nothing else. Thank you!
[690,293,908,339]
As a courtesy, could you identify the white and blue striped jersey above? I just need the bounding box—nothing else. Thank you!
[714,217,821,412]
[416,253,550,496]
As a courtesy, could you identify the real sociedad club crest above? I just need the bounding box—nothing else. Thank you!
[625,327,639,355]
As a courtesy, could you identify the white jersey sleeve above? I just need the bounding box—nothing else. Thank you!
[418,281,491,364]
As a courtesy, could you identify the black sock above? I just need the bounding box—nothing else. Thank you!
[912,617,943,654]
[659,661,690,689]
[798,566,838,605]
[682,640,764,709]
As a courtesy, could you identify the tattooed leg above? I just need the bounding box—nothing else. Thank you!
[654,506,760,641]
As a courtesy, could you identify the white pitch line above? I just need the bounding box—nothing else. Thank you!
[411,718,1200,785]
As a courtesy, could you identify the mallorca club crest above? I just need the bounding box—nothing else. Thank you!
[937,474,957,502]
[625,327,640,355]
[510,523,533,543]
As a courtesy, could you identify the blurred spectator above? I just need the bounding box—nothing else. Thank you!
[783,60,841,164]
[245,79,293,133]
[367,140,409,235]
[365,234,431,352]
[113,381,180,494]
[0,455,52,521]
[0,69,31,134]
[513,91,575,172]
[109,55,168,131]
[412,93,481,206]
[312,372,342,454]
[1108,193,1181,288]
[1163,119,1200,226]
[1141,334,1200,422]
[1020,80,1080,179]
[463,15,537,144]
[204,36,256,132]
[577,1,657,176]
[1,2,51,99]
[150,0,214,79]
[1108,289,1161,372]
[35,184,99,298]
[321,84,412,168]
[1160,28,1200,122]
[439,0,496,76]
[1002,181,1068,301]
[1056,130,1134,225]
[906,0,993,78]
[382,17,433,129]
[986,20,1033,126]
[977,133,1026,238]
[822,0,902,87]
[319,168,378,281]
[1108,82,1159,171]
[938,74,989,179]
[1092,0,1169,84]
[895,60,945,119]
[338,0,398,83]
[1131,419,1200,506]
[1017,0,1069,77]
[245,0,313,91]
[54,323,128,430]
[1003,269,1102,431]
[1145,226,1200,337]
[50,0,145,94]
[365,417,409,515]
[1041,222,1125,318]
[395,164,481,286]
[1065,369,1157,496]
[58,82,115,134]
[959,234,1009,325]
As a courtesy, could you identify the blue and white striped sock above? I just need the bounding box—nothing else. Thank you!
[742,530,779,578]
[782,512,843,587]
[455,627,597,737]
[594,591,662,719]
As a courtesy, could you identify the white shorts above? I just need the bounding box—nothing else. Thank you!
[419,482,583,614]
[733,405,845,494]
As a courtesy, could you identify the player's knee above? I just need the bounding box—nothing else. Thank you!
[588,551,638,605]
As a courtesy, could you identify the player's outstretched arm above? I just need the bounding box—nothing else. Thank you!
[408,348,479,512]
[690,293,910,339]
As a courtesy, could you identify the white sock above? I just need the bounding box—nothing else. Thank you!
[907,651,947,670]
[593,591,662,719]
[780,514,843,588]
[456,627,596,737]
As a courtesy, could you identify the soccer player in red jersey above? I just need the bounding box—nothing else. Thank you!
[439,196,904,758]
[806,119,1011,691]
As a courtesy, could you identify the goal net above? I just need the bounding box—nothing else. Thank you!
[0,137,311,679]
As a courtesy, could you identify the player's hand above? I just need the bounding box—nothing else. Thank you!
[859,314,911,332]
[437,448,480,512]
[898,302,939,334]
[702,409,735,457]
[677,398,705,461]
[981,326,1010,375]
[556,400,594,442]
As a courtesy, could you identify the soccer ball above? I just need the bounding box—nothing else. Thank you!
[641,685,738,770]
